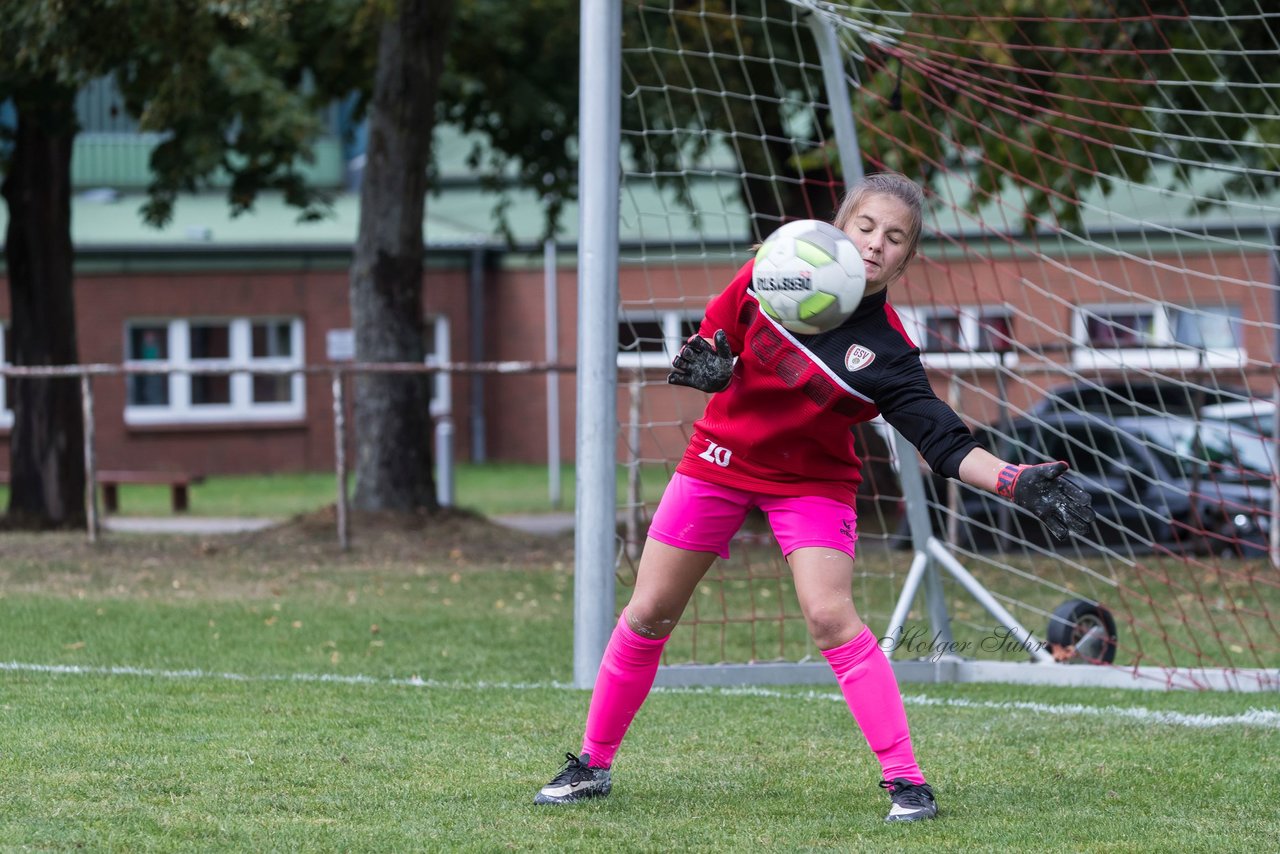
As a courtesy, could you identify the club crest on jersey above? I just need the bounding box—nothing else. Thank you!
[844,344,875,372]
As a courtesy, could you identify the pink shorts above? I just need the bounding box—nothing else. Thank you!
[647,472,858,560]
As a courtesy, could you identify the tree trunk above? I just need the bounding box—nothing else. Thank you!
[1,81,86,529]
[349,0,455,512]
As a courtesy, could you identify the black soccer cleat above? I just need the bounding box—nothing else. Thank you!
[879,777,938,822]
[533,752,612,805]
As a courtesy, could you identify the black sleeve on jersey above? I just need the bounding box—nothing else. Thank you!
[873,353,981,480]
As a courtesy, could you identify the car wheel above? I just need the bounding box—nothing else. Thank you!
[1046,598,1118,664]
[1209,512,1269,559]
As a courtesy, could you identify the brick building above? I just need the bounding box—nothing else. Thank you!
[2,116,1275,478]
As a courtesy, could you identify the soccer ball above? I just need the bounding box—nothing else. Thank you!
[751,219,866,335]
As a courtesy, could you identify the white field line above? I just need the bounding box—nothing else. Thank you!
[3,660,1278,730]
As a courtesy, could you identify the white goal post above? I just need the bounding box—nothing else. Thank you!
[573,0,623,689]
[575,0,1280,692]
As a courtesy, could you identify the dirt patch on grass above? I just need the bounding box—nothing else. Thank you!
[0,506,575,599]
[238,504,574,568]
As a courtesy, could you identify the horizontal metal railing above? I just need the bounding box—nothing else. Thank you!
[0,360,576,548]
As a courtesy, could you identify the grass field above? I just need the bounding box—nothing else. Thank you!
[1,519,1278,851]
[0,463,670,518]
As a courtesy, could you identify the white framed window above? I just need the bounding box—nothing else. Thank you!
[425,314,451,417]
[618,310,703,370]
[124,317,305,425]
[1072,303,1244,370]
[0,322,11,429]
[899,306,1017,370]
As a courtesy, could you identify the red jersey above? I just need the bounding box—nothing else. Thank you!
[675,261,980,506]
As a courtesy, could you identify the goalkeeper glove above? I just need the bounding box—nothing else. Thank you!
[667,329,734,393]
[996,461,1095,541]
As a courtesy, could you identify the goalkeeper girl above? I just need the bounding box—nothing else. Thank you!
[534,171,1093,822]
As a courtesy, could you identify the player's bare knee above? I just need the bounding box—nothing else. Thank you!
[625,607,679,639]
[803,608,861,650]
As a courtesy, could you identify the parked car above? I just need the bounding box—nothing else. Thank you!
[1030,379,1250,419]
[1201,398,1277,439]
[902,411,1275,556]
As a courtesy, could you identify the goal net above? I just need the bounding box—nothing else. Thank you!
[597,0,1280,690]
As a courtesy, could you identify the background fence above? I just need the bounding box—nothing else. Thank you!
[0,360,574,547]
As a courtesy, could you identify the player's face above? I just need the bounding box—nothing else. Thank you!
[842,194,915,293]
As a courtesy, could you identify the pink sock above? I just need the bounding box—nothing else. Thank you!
[821,625,925,784]
[580,611,668,768]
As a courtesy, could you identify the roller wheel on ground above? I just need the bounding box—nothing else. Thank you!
[1046,598,1118,664]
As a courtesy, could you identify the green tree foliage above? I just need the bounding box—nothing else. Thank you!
[445,0,1276,239]
[853,0,1280,229]
[439,0,580,240]
[622,2,848,239]
[2,1,375,223]
[443,0,845,240]
[114,1,376,224]
[0,0,374,527]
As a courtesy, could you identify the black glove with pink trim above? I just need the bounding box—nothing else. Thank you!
[996,461,1094,541]
[668,329,734,393]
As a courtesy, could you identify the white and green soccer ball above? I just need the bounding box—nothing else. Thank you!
[751,219,866,335]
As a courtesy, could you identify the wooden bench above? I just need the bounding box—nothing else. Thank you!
[98,470,205,514]
[0,469,204,514]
